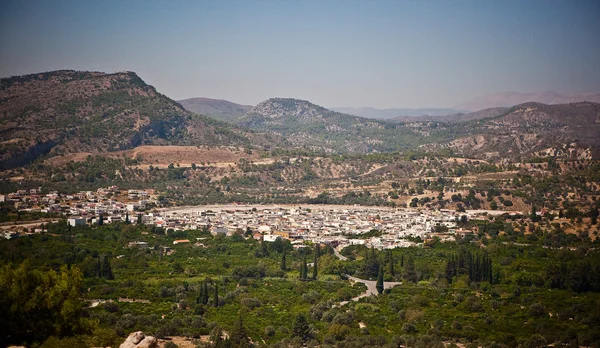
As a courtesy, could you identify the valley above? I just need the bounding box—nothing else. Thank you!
[1,70,600,348]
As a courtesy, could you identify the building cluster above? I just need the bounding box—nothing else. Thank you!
[151,205,472,250]
[2,186,483,249]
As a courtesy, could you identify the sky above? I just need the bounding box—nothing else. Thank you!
[0,0,599,109]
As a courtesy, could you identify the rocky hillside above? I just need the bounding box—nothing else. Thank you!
[423,102,600,160]
[0,70,265,169]
[238,98,441,153]
[177,97,252,122]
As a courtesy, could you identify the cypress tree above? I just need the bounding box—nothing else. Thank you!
[388,250,395,276]
[376,265,384,294]
[125,212,130,224]
[312,244,320,280]
[137,213,142,224]
[214,284,219,307]
[301,255,308,280]
[100,255,113,280]
[404,255,417,283]
[280,247,287,271]
[203,281,209,305]
[98,214,104,226]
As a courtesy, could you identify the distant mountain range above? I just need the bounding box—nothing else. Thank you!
[330,107,465,119]
[177,97,252,122]
[455,91,600,111]
[2,70,599,167]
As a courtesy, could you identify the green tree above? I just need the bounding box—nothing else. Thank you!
[229,315,249,346]
[292,313,312,342]
[0,262,89,346]
[100,255,113,280]
[125,212,130,224]
[376,265,384,294]
[214,284,219,307]
[312,244,320,280]
[97,214,104,226]
[280,247,287,271]
[404,255,417,283]
[388,250,395,276]
[300,255,308,280]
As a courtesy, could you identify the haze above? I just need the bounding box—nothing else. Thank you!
[1,0,599,108]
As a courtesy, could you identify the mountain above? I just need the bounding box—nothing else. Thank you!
[331,106,464,119]
[455,91,600,111]
[177,97,252,122]
[391,107,508,123]
[422,102,600,160]
[237,98,442,153]
[0,70,265,169]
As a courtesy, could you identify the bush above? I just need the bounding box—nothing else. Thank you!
[402,323,418,333]
[264,325,276,337]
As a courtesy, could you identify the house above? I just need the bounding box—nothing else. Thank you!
[263,234,280,242]
[211,226,229,236]
[128,241,149,249]
[173,239,191,245]
[68,217,86,227]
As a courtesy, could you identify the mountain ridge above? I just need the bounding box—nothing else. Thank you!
[455,91,600,111]
[0,70,268,169]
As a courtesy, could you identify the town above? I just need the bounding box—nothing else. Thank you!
[1,185,510,250]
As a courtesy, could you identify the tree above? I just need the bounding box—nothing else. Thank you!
[388,250,395,276]
[590,207,599,225]
[300,255,308,280]
[98,214,104,226]
[213,284,219,307]
[312,244,320,280]
[280,247,287,271]
[137,213,142,224]
[292,313,312,341]
[229,315,249,346]
[125,212,130,224]
[404,255,417,283]
[100,255,113,280]
[0,262,88,346]
[203,281,209,305]
[530,205,539,222]
[490,201,498,210]
[376,266,384,294]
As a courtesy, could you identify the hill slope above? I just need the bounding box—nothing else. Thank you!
[423,102,600,160]
[0,70,264,169]
[456,91,600,111]
[237,98,444,153]
[177,97,252,122]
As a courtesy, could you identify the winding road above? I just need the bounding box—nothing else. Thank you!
[338,276,402,306]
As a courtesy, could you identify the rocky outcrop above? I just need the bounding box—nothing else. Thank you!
[120,331,157,348]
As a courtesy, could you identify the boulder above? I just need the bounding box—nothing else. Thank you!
[120,332,157,348]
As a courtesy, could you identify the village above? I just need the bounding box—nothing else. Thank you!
[0,186,506,250]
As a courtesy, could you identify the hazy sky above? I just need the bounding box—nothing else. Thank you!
[1,0,599,108]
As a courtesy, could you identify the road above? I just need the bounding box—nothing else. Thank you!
[333,247,348,261]
[338,275,402,306]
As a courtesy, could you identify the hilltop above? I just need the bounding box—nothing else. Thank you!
[0,70,268,169]
[237,98,445,153]
[177,97,252,122]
